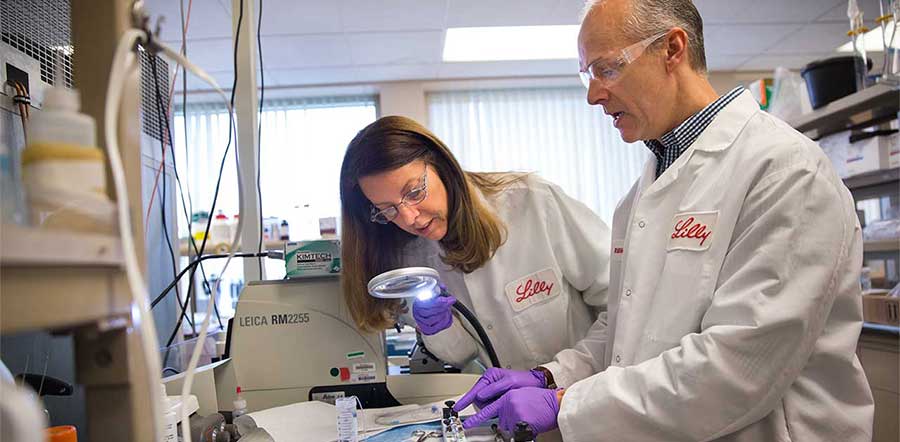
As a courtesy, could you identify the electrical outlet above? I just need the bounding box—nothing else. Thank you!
[6,63,29,95]
[0,41,44,110]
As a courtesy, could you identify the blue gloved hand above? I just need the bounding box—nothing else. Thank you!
[462,387,561,434]
[412,294,456,335]
[453,368,546,412]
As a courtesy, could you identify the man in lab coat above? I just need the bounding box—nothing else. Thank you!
[455,0,875,440]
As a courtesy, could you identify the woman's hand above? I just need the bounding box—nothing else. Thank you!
[412,295,456,335]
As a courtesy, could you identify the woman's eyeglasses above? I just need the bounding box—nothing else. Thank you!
[370,164,429,224]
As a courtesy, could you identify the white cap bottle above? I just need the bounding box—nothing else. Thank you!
[26,86,96,149]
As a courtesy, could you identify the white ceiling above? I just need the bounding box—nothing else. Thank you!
[143,0,883,90]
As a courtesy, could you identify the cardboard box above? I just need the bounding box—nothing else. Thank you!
[846,131,898,177]
[284,239,341,278]
[862,293,899,326]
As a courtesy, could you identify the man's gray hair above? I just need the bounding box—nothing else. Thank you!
[582,0,708,73]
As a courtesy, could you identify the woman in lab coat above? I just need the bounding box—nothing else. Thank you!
[339,116,611,377]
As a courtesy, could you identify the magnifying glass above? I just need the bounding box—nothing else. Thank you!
[367,267,502,368]
[367,267,440,301]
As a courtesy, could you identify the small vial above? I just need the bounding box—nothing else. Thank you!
[335,396,359,442]
[233,387,247,419]
[860,267,872,292]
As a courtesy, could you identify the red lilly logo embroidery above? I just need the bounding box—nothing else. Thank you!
[504,268,561,312]
[668,211,718,251]
[672,216,712,246]
[515,278,555,303]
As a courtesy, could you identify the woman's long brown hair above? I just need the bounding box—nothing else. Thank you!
[340,116,524,332]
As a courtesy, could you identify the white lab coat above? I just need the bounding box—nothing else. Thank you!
[398,175,611,372]
[544,91,874,441]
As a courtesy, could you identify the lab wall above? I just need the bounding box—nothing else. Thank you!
[373,70,770,123]
[141,146,181,356]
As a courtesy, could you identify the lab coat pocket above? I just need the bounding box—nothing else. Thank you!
[510,293,567,363]
[645,250,715,349]
[505,268,567,363]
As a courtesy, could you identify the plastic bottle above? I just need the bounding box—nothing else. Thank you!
[319,216,338,238]
[232,386,247,420]
[230,213,240,242]
[160,384,178,442]
[210,210,231,246]
[335,396,359,442]
[22,85,113,232]
[24,86,104,196]
[279,219,290,240]
[28,87,95,147]
[192,211,210,241]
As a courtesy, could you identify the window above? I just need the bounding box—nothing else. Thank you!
[171,95,377,329]
[427,87,647,223]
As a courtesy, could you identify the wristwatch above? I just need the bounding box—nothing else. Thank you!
[532,366,558,389]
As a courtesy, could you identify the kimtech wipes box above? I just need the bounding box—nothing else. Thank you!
[285,240,341,278]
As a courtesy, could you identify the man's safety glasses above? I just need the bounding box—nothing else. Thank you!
[579,31,668,88]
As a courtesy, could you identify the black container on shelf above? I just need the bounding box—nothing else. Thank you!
[801,56,873,109]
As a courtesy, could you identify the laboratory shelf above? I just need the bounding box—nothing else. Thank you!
[178,238,285,255]
[862,322,900,336]
[843,168,900,191]
[0,224,132,334]
[0,223,123,266]
[864,240,900,253]
[789,83,899,139]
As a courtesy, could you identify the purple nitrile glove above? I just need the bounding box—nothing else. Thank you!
[462,387,561,434]
[453,368,546,412]
[412,294,456,335]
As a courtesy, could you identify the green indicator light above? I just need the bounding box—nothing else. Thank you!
[330,367,339,377]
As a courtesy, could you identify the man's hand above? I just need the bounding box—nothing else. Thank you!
[462,387,562,434]
[453,368,546,411]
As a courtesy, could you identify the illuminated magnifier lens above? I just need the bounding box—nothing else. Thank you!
[367,267,440,300]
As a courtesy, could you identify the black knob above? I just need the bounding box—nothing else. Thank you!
[514,421,535,442]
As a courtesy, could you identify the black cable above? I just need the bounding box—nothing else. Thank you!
[159,0,244,365]
[444,292,502,368]
[150,48,224,331]
[255,0,265,277]
[150,56,195,331]
[157,251,266,369]
[150,57,209,334]
[152,252,267,309]
[177,0,244,318]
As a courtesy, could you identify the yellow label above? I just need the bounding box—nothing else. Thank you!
[22,143,105,165]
